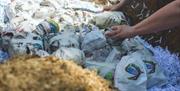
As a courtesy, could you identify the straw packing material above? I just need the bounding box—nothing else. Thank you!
[0,56,113,91]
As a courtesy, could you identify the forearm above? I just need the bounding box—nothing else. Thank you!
[132,0,180,36]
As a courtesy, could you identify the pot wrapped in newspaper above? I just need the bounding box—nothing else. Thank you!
[90,11,127,29]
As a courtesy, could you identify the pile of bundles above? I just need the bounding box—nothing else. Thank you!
[0,0,169,91]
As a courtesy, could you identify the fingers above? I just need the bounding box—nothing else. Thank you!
[103,7,110,11]
[111,26,119,30]
[105,31,117,37]
[111,33,122,40]
[111,26,122,39]
[105,26,120,37]
[103,6,113,11]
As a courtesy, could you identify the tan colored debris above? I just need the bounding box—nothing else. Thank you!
[0,56,113,91]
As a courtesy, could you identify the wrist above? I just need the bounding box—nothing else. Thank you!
[130,26,139,37]
[122,25,137,38]
[132,23,152,36]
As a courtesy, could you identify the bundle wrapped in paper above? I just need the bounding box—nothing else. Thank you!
[8,32,44,56]
[90,11,127,29]
[52,47,85,64]
[81,30,106,54]
[49,32,79,53]
[114,37,167,91]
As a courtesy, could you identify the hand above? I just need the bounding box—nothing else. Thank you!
[103,0,128,11]
[105,25,135,40]
[103,6,114,11]
[103,5,120,11]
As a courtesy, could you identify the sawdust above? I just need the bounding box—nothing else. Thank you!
[0,56,114,91]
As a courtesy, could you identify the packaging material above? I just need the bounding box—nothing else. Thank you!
[85,45,112,62]
[108,0,119,4]
[10,16,26,28]
[81,30,107,54]
[0,34,3,48]
[1,31,14,52]
[120,36,146,54]
[64,0,103,13]
[90,11,127,29]
[85,47,122,82]
[0,0,12,29]
[32,6,55,19]
[105,28,124,46]
[0,56,112,91]
[35,19,59,36]
[0,0,173,91]
[52,47,85,64]
[114,49,166,91]
[0,50,9,63]
[34,50,50,57]
[49,32,80,53]
[137,38,180,91]
[85,61,116,81]
[4,5,15,24]
[15,21,34,32]
[8,32,44,56]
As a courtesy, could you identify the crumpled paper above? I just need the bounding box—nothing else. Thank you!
[114,49,166,91]
[0,50,9,63]
[81,30,107,54]
[52,47,85,64]
[1,0,177,91]
[90,11,127,29]
[48,31,79,53]
[35,19,60,36]
[8,32,44,56]
[137,38,180,91]
[0,0,13,30]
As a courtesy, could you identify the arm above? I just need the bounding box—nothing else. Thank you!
[105,0,180,39]
[132,0,180,36]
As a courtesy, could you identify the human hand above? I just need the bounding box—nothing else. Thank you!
[103,5,120,11]
[103,6,112,11]
[105,25,135,40]
[103,0,130,11]
[103,0,128,11]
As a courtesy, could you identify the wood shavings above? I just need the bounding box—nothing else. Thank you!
[0,56,114,91]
